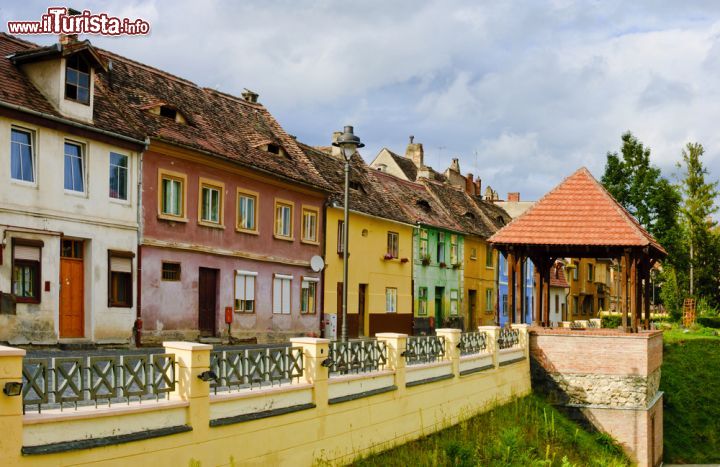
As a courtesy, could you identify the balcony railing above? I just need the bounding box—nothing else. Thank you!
[22,353,176,413]
[210,346,303,392]
[457,331,488,356]
[405,335,446,365]
[497,328,520,350]
[327,339,388,376]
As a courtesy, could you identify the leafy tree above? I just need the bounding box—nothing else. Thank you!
[678,143,720,306]
[602,132,684,264]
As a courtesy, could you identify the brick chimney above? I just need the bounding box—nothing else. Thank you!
[331,131,342,158]
[59,34,79,46]
[507,192,520,202]
[474,178,482,196]
[465,173,474,195]
[241,89,259,103]
[405,135,424,168]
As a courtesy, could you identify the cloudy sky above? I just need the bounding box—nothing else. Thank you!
[3,1,720,200]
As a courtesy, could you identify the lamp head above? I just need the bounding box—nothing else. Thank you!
[332,125,364,161]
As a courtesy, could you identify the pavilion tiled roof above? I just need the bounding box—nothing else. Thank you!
[489,167,666,255]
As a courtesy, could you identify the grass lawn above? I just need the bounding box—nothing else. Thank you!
[352,394,629,467]
[661,325,720,464]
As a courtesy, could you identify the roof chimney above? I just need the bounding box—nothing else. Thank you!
[405,135,424,168]
[59,8,81,46]
[449,158,460,173]
[331,131,343,157]
[475,179,482,197]
[241,89,259,103]
[507,192,520,202]
[465,173,474,195]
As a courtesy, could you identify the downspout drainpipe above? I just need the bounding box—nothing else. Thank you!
[134,138,150,347]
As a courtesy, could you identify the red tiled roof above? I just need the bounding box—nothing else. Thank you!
[489,167,665,255]
[549,262,569,288]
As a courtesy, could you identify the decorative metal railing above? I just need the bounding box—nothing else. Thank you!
[327,339,388,376]
[497,328,521,350]
[457,331,488,356]
[587,320,600,329]
[210,346,303,392]
[22,353,175,413]
[405,335,446,365]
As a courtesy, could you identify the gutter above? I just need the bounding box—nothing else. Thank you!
[0,100,146,148]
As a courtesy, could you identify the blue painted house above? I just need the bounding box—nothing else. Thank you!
[497,253,534,325]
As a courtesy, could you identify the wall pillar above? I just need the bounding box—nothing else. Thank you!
[436,328,461,377]
[376,333,407,393]
[478,325,500,368]
[163,341,213,442]
[289,337,330,412]
[511,323,530,359]
[0,345,25,464]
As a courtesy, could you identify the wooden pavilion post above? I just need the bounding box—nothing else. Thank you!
[643,259,652,329]
[541,259,550,326]
[515,256,524,324]
[629,252,638,333]
[533,267,541,325]
[621,251,629,331]
[635,255,644,331]
[507,250,515,326]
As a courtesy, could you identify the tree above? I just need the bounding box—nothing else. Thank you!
[602,132,684,264]
[678,142,720,307]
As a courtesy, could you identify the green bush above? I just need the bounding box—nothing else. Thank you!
[697,317,720,329]
[601,315,622,328]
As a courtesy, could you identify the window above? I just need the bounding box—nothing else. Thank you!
[450,289,459,316]
[587,264,594,282]
[12,239,42,303]
[450,235,458,264]
[502,294,508,316]
[64,141,85,192]
[385,288,397,313]
[61,239,83,259]
[302,208,319,243]
[199,179,224,225]
[555,295,559,313]
[573,296,579,315]
[387,232,399,258]
[470,247,477,260]
[161,262,181,281]
[109,153,128,200]
[337,220,345,254]
[275,200,293,239]
[108,251,133,308]
[418,287,428,316]
[234,271,256,313]
[273,274,292,314]
[437,232,446,263]
[485,244,494,268]
[419,229,429,258]
[301,278,318,314]
[237,190,258,232]
[572,265,578,281]
[159,106,177,120]
[158,169,186,219]
[11,128,34,183]
[485,288,494,312]
[65,54,90,104]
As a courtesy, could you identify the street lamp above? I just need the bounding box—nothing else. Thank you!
[332,126,364,343]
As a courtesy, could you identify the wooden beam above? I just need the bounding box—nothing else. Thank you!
[643,258,651,329]
[533,268,541,325]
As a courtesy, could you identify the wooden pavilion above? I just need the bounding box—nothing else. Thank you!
[488,167,666,332]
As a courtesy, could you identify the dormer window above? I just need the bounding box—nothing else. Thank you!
[262,143,287,157]
[463,211,475,220]
[417,199,432,212]
[267,143,281,154]
[159,105,177,120]
[65,55,91,105]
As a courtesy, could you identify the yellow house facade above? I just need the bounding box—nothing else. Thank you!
[464,238,498,327]
[323,207,414,337]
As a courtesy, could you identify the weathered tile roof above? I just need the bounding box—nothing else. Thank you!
[299,143,413,225]
[550,262,569,288]
[0,34,329,190]
[0,33,145,141]
[423,180,509,239]
[385,149,418,181]
[489,167,666,255]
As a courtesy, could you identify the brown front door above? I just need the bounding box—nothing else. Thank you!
[468,289,477,330]
[59,239,84,338]
[198,268,218,337]
[358,284,367,337]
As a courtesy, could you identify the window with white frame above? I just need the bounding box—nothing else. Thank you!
[418,287,428,316]
[485,244,494,268]
[64,141,85,192]
[275,201,293,238]
[10,128,34,183]
[387,231,399,258]
[302,208,318,242]
[450,289,459,315]
[450,234,458,264]
[301,277,318,314]
[12,239,42,303]
[234,270,256,313]
[437,232,446,263]
[200,181,223,225]
[485,288,494,312]
[385,287,397,313]
[273,274,292,314]
[160,170,185,218]
[109,152,128,200]
[237,190,257,232]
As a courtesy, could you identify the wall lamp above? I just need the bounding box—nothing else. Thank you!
[3,381,22,397]
[320,358,334,368]
[197,370,218,382]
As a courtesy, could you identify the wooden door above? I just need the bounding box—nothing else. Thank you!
[358,284,367,337]
[198,268,218,337]
[434,286,444,328]
[59,239,84,338]
[468,289,477,330]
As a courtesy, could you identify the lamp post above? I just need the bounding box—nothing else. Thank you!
[332,126,364,342]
